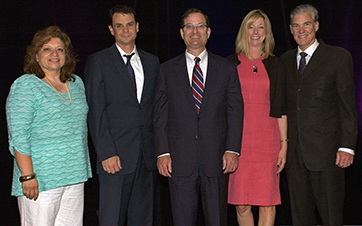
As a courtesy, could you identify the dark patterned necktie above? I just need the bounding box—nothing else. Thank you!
[124,53,136,88]
[298,52,307,80]
[192,57,204,114]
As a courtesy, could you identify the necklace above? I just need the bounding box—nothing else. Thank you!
[44,76,72,104]
[251,53,264,73]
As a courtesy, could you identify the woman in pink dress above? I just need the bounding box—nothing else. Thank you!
[227,9,287,225]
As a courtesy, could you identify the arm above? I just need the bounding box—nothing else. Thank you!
[84,55,121,173]
[276,115,287,174]
[223,64,244,174]
[153,67,172,177]
[334,51,358,168]
[14,150,39,200]
[6,76,38,199]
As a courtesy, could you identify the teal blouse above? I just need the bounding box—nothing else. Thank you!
[6,74,92,197]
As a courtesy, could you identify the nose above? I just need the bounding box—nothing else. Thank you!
[192,26,198,33]
[52,49,59,56]
[253,28,258,34]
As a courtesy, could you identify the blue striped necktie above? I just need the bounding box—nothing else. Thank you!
[192,57,204,114]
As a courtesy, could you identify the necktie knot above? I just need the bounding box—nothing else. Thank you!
[194,57,201,65]
[300,52,307,59]
[124,53,135,65]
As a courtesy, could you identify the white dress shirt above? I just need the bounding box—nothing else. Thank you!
[115,44,144,103]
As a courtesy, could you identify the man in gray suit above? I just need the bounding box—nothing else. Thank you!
[280,4,358,225]
[84,5,159,226]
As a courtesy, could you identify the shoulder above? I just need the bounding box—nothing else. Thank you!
[87,45,116,61]
[161,54,184,68]
[137,48,159,61]
[11,74,41,89]
[280,49,296,61]
[322,42,351,57]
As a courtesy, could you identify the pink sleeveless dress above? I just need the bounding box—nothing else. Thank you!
[228,54,281,206]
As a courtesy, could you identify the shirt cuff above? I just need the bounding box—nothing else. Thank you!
[157,153,170,158]
[225,150,240,156]
[338,147,355,155]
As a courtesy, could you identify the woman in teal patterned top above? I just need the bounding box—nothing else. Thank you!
[6,26,92,225]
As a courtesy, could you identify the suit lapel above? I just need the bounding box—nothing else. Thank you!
[175,54,197,113]
[138,49,148,104]
[200,53,218,112]
[300,41,327,81]
[109,44,138,100]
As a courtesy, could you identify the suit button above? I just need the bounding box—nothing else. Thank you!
[197,117,200,121]
[297,108,301,111]
[140,126,143,129]
[195,135,198,139]
[297,88,301,91]
[139,105,143,109]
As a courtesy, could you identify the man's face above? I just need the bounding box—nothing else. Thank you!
[180,12,211,55]
[108,13,139,51]
[290,11,319,51]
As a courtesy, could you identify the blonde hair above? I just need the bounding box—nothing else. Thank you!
[235,9,275,59]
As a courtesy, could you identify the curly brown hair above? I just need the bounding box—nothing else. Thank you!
[24,26,76,82]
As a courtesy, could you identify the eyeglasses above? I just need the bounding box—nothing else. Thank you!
[182,24,208,30]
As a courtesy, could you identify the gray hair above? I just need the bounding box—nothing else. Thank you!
[290,4,319,24]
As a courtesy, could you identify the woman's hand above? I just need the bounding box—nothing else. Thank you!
[22,178,39,201]
[276,142,287,174]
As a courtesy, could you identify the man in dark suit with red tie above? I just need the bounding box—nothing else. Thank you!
[84,5,159,226]
[154,8,244,226]
[280,4,358,225]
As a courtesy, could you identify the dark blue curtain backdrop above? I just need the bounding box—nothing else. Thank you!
[1,0,361,225]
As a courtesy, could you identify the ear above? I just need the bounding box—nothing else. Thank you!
[314,21,319,32]
[108,25,114,36]
[136,22,139,33]
[289,24,293,34]
[36,54,39,62]
[180,28,184,40]
[207,27,211,39]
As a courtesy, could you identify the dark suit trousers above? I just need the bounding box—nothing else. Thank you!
[98,156,156,226]
[286,144,344,226]
[168,165,229,226]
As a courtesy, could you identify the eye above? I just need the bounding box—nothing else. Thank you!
[43,47,50,51]
[259,26,264,29]
[185,24,193,29]
[57,48,64,52]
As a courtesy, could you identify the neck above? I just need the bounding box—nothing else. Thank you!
[118,43,135,54]
[249,46,263,59]
[186,47,206,57]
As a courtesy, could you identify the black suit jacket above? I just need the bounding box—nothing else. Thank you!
[153,51,244,177]
[281,40,358,171]
[84,44,159,175]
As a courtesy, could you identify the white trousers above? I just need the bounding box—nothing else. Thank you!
[18,182,84,226]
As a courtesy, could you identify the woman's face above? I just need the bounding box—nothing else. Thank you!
[247,17,266,49]
[36,37,65,75]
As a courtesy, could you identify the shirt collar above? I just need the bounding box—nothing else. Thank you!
[297,39,319,56]
[115,44,138,58]
[185,49,208,66]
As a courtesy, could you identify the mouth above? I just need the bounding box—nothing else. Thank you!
[251,36,260,40]
[49,59,60,62]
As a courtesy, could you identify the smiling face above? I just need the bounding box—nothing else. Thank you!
[247,17,266,49]
[180,12,211,56]
[36,37,65,75]
[109,12,139,53]
[290,11,319,51]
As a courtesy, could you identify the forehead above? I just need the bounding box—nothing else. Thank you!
[43,37,64,46]
[291,11,313,24]
[112,13,136,24]
[184,12,206,24]
[250,17,265,25]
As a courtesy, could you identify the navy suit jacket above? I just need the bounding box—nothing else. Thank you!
[154,51,244,177]
[84,44,159,175]
[281,40,358,171]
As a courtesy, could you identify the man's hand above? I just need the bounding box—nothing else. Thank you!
[222,152,239,174]
[336,151,354,168]
[22,178,39,201]
[102,155,122,174]
[157,155,172,177]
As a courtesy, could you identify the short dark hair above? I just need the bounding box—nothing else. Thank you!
[109,5,137,26]
[24,26,76,83]
[180,8,210,28]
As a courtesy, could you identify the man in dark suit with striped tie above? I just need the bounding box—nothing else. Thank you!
[154,8,244,226]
